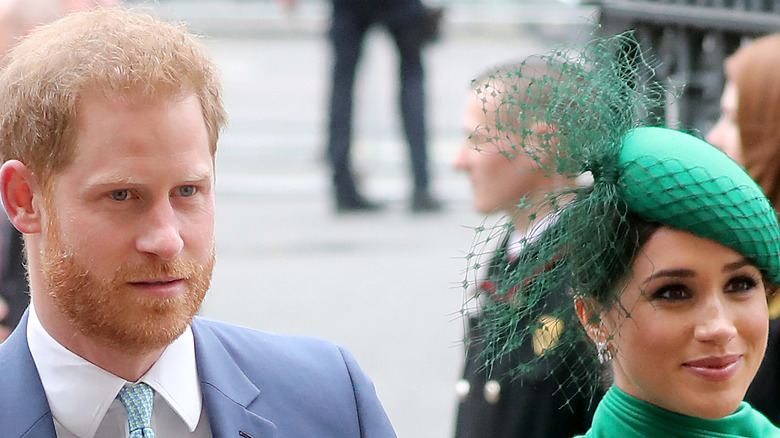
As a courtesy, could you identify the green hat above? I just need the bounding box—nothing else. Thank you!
[619,126,780,283]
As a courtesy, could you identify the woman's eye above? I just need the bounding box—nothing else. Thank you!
[110,189,130,201]
[726,275,758,293]
[179,185,196,197]
[651,284,690,301]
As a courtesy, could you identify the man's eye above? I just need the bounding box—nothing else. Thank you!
[110,189,130,201]
[179,185,196,197]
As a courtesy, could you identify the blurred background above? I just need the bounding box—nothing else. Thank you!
[113,0,780,436]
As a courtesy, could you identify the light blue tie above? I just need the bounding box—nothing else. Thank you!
[117,383,155,438]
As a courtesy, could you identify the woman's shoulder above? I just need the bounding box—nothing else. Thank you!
[736,401,780,437]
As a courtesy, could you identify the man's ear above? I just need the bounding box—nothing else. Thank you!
[1,160,42,234]
[528,121,561,164]
[531,121,554,136]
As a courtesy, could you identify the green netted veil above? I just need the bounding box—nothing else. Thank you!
[462,32,780,405]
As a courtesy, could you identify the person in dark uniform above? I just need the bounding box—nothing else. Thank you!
[451,60,600,438]
[0,218,22,342]
[0,219,27,334]
[326,0,442,212]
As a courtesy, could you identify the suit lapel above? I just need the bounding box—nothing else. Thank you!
[0,310,57,437]
[1,313,283,438]
[192,319,277,438]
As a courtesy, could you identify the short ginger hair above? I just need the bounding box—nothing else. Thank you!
[0,6,227,188]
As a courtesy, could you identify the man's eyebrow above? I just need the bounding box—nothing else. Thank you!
[84,173,138,189]
[179,168,215,183]
[84,168,214,189]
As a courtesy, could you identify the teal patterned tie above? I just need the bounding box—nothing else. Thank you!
[117,383,155,438]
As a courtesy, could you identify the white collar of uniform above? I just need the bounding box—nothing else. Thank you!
[27,301,203,438]
[506,211,559,260]
[465,211,561,315]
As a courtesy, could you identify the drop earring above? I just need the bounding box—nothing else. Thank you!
[596,339,612,364]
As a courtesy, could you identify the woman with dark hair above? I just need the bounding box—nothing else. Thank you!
[568,127,780,436]
[466,33,780,436]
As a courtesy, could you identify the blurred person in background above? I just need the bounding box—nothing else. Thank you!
[707,32,780,425]
[0,289,9,340]
[0,214,26,340]
[450,60,598,438]
[285,0,442,213]
[59,0,117,13]
[0,0,119,343]
[0,0,61,342]
[0,0,58,53]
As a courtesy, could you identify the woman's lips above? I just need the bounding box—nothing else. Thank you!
[682,354,742,381]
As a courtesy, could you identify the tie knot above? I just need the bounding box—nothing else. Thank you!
[117,383,155,438]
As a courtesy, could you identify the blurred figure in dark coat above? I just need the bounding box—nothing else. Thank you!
[325,0,442,212]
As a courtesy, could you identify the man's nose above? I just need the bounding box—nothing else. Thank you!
[452,143,473,171]
[135,198,184,260]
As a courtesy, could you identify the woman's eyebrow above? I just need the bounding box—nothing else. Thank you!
[642,268,694,285]
[723,258,752,273]
[642,258,754,285]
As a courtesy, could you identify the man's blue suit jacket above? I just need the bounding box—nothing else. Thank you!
[0,313,397,438]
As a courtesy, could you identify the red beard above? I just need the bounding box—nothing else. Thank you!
[40,216,213,354]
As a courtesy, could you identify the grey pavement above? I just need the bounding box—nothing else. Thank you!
[129,1,597,436]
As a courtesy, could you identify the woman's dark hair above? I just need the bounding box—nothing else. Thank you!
[610,213,778,303]
[562,195,661,310]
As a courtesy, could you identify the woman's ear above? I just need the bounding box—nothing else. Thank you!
[575,297,603,343]
[578,298,616,365]
[1,160,42,234]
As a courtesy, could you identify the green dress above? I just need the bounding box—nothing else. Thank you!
[576,385,780,437]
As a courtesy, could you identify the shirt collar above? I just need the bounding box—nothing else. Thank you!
[27,301,203,438]
[507,211,559,260]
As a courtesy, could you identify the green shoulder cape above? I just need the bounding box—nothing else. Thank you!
[575,385,780,438]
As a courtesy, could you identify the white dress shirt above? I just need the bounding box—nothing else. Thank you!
[27,302,212,438]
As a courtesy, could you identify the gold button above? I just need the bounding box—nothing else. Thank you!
[483,380,501,404]
[533,315,563,357]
